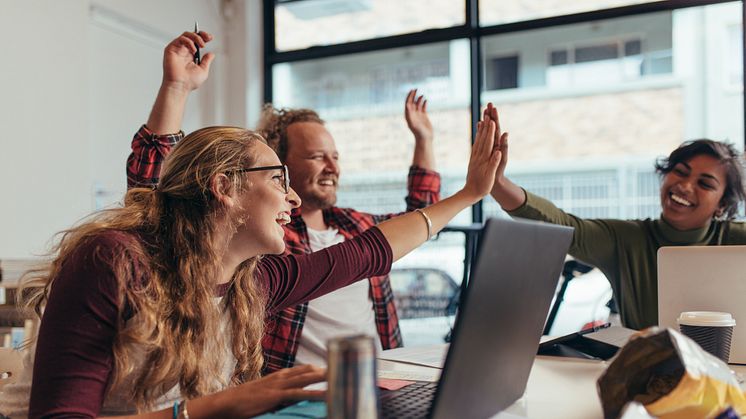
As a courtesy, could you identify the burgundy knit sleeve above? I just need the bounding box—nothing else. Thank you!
[29,232,135,418]
[259,227,393,314]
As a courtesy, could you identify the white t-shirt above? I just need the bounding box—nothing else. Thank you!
[294,227,382,367]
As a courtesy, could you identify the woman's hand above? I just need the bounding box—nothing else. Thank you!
[217,365,326,418]
[460,102,504,204]
[147,31,215,134]
[161,31,215,93]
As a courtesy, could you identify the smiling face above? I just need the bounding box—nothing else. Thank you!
[231,142,301,255]
[659,154,727,231]
[284,122,340,212]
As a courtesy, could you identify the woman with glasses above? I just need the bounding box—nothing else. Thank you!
[0,113,502,418]
[484,104,746,331]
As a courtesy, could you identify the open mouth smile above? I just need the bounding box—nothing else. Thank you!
[669,192,694,207]
[276,212,291,225]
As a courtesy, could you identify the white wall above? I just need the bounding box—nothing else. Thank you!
[0,0,263,258]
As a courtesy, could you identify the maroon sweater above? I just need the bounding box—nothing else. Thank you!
[28,227,392,418]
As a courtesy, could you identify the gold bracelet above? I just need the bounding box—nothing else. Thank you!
[414,209,433,241]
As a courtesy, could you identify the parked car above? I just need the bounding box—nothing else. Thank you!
[389,267,460,346]
[389,267,459,320]
[389,261,613,346]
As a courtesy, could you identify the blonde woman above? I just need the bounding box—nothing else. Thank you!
[0,113,501,418]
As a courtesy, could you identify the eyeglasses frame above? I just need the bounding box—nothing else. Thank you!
[230,164,290,194]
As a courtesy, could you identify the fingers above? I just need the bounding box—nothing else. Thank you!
[170,31,212,55]
[405,89,427,112]
[406,89,416,106]
[491,104,500,134]
[414,94,424,109]
[200,52,215,72]
[474,120,496,156]
[196,30,213,42]
[283,371,326,391]
[182,31,208,48]
[284,389,326,401]
[498,132,508,152]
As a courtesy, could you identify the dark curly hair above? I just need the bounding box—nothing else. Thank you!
[256,104,325,162]
[655,139,746,219]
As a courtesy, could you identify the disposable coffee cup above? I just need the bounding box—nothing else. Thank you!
[677,311,736,363]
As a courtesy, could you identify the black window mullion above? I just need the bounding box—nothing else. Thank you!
[263,0,275,104]
[467,0,483,225]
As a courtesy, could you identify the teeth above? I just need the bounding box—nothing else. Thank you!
[670,193,693,207]
[319,180,335,186]
[277,213,291,225]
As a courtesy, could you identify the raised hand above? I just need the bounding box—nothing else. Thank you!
[404,89,433,143]
[162,31,215,92]
[147,31,216,134]
[483,103,509,183]
[462,103,503,203]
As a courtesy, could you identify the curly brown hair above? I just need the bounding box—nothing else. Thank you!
[256,104,325,162]
[21,126,269,411]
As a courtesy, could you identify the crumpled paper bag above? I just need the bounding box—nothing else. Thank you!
[597,327,746,419]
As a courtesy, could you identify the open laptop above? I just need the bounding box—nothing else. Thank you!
[657,245,746,364]
[380,217,574,419]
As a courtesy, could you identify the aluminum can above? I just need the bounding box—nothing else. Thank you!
[326,334,379,419]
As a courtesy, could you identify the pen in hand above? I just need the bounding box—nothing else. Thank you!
[193,21,201,65]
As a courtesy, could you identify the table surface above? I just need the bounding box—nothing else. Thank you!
[263,345,746,418]
[381,349,746,418]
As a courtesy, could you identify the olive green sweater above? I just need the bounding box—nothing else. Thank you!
[508,191,746,330]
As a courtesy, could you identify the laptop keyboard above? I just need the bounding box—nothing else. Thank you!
[380,381,438,419]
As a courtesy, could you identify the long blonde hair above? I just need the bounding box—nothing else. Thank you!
[21,126,269,410]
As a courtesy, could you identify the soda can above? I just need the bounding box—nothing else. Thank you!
[326,334,379,419]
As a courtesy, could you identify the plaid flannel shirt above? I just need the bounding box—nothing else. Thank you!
[262,166,440,373]
[126,125,182,189]
[126,125,441,373]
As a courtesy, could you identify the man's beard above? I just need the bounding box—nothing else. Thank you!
[303,190,337,210]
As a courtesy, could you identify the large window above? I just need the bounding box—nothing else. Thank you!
[274,0,465,51]
[265,0,745,343]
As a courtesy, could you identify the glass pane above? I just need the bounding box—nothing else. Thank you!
[479,0,666,26]
[272,40,472,345]
[481,2,743,334]
[275,0,465,51]
[481,3,744,220]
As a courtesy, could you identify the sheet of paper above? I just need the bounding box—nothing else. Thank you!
[377,378,415,390]
[378,368,441,382]
[378,344,449,368]
[586,326,637,347]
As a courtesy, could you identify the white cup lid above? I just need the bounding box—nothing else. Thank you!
[677,311,736,327]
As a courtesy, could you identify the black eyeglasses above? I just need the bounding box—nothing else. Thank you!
[230,165,290,194]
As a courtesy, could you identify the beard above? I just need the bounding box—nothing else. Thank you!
[302,189,337,210]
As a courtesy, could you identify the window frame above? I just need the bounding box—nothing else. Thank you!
[263,0,746,283]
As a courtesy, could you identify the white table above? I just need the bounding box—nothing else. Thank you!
[378,345,746,419]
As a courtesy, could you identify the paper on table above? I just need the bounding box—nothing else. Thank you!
[378,344,448,368]
[378,378,415,390]
[378,368,441,382]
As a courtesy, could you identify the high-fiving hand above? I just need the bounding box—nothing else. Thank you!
[482,103,509,184]
[462,102,505,203]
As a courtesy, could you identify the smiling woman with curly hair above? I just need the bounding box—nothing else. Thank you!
[0,101,502,418]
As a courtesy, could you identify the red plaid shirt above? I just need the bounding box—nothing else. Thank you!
[126,125,441,373]
[126,125,182,188]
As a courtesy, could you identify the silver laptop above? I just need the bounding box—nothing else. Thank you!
[380,217,574,419]
[657,245,746,364]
